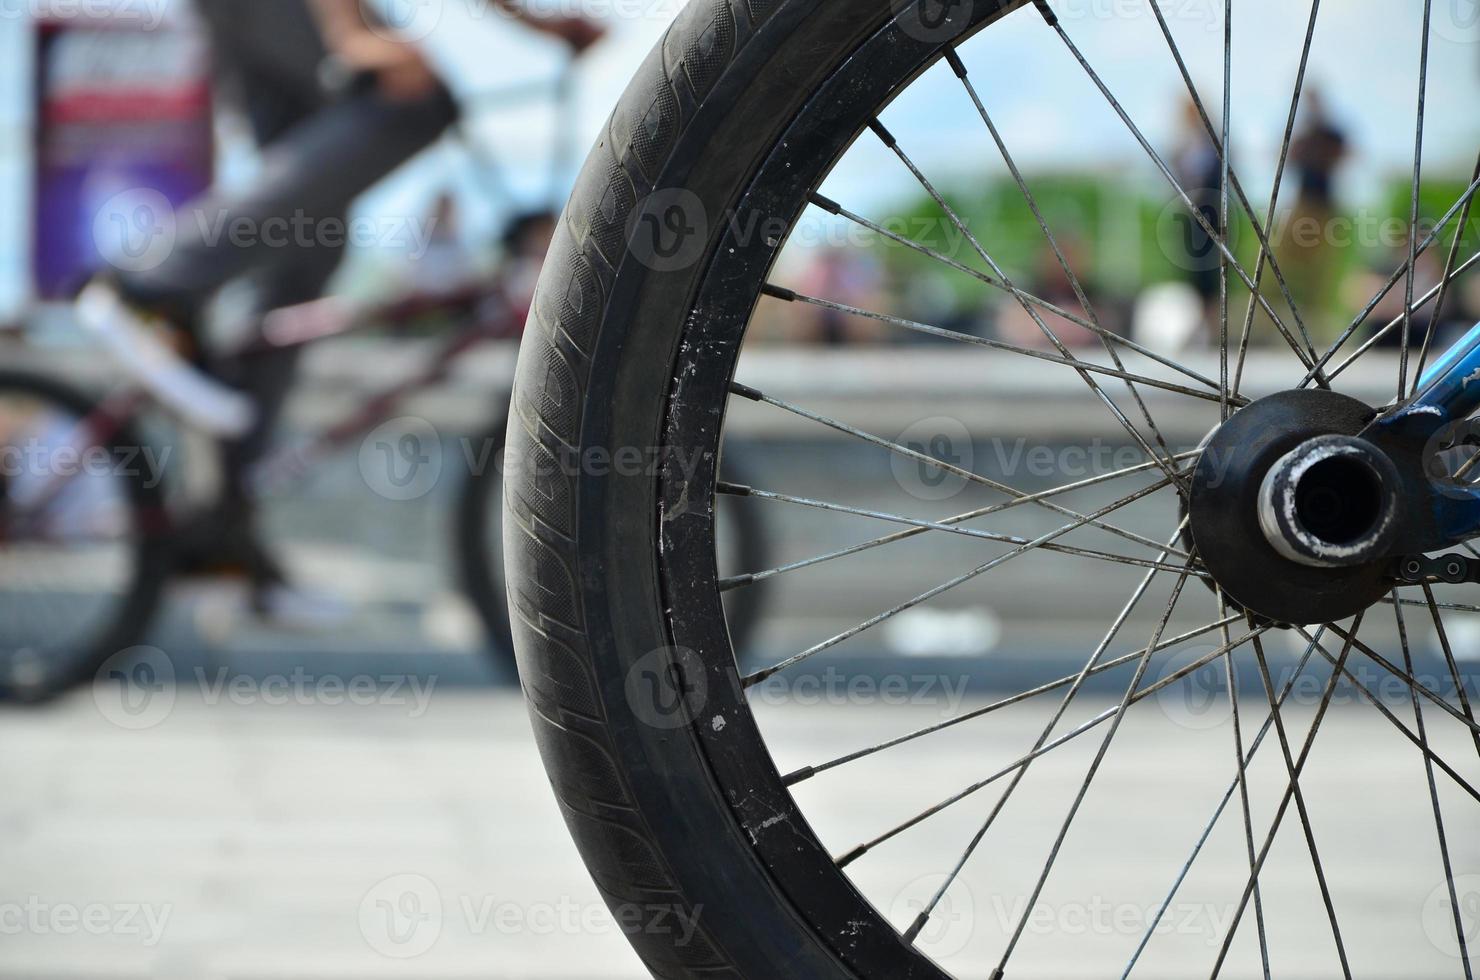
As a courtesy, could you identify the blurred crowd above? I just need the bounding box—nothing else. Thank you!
[749,88,1478,361]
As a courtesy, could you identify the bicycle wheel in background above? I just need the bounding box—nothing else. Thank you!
[0,372,167,702]
[507,0,1480,976]
[457,418,516,662]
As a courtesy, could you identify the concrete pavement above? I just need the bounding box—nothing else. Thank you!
[0,684,1475,978]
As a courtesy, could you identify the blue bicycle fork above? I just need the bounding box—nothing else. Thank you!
[1366,320,1480,552]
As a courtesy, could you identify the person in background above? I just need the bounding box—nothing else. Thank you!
[498,209,560,325]
[1351,228,1474,354]
[406,191,479,299]
[77,0,602,619]
[1169,96,1224,338]
[793,247,891,345]
[994,233,1110,350]
[1279,87,1349,340]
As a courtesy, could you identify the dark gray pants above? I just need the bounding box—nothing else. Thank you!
[116,4,458,511]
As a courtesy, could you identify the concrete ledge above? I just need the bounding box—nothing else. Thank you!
[0,335,1401,440]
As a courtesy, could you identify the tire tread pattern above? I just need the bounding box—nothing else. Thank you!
[505,3,781,976]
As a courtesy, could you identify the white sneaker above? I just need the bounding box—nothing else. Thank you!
[76,281,257,438]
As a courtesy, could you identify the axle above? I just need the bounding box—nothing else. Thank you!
[1256,434,1399,568]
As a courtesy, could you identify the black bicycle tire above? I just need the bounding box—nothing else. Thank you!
[461,414,772,673]
[711,442,770,661]
[0,369,168,702]
[504,1,1020,976]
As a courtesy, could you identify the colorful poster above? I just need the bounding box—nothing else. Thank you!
[32,13,212,298]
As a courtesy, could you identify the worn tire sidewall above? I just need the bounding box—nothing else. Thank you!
[508,1,963,975]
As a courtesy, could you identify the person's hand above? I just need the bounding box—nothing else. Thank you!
[336,33,441,102]
[535,15,606,53]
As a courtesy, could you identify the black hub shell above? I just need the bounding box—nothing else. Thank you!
[1189,390,1392,625]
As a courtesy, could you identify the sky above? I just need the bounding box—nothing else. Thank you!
[0,0,1476,317]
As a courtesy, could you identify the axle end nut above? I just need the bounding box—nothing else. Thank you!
[1258,435,1401,568]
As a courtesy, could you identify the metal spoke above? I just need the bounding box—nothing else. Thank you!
[720,454,1194,592]
[1247,630,1350,977]
[1326,619,1480,740]
[1220,600,1271,979]
[903,526,1186,941]
[724,481,1197,579]
[1394,592,1474,979]
[740,478,1175,686]
[1145,0,1327,386]
[865,119,1194,494]
[1422,582,1480,762]
[1413,154,1480,393]
[1123,626,1329,980]
[807,192,1225,394]
[1229,0,1323,398]
[785,613,1243,786]
[1043,8,1328,382]
[1217,0,1233,422]
[764,285,1239,407]
[992,557,1198,978]
[1398,0,1435,399]
[730,381,1190,558]
[1328,248,1480,380]
[1383,591,1480,616]
[942,48,1184,474]
[1297,626,1480,804]
[835,616,1267,868]
[1210,620,1363,978]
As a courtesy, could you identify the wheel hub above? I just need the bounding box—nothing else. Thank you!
[1188,389,1398,625]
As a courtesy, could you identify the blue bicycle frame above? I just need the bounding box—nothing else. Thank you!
[1371,320,1480,547]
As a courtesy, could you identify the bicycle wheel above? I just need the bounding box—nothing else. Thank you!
[457,418,516,661]
[0,371,167,701]
[464,418,773,668]
[507,1,1480,976]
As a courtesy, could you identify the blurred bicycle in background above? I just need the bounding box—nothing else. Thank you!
[0,8,769,701]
